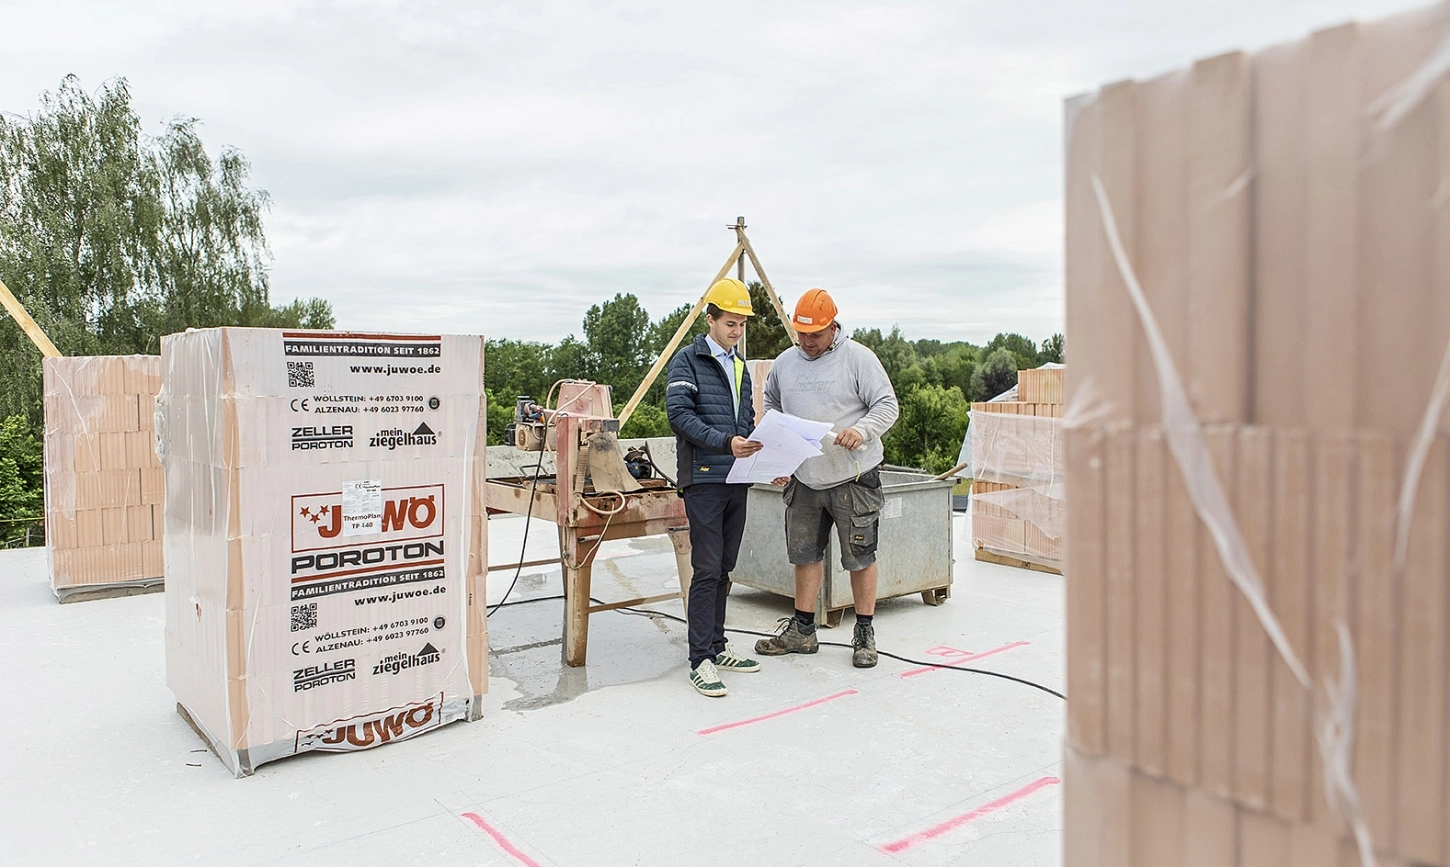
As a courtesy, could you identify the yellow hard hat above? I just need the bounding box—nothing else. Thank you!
[704,278,755,316]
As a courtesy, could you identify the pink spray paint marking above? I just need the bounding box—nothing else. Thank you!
[878,776,1061,854]
[695,689,858,736]
[898,640,1031,678]
[461,812,544,867]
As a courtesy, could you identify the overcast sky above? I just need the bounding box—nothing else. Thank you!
[0,0,1427,346]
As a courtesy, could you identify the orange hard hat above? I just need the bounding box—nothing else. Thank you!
[792,288,836,333]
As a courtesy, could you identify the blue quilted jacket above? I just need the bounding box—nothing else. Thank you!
[666,335,756,488]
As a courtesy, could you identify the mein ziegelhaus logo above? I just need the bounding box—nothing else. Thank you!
[373,642,442,676]
[369,423,439,450]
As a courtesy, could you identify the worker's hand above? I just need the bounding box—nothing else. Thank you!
[834,427,865,451]
[731,436,763,458]
[771,476,791,487]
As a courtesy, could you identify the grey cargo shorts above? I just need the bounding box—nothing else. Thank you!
[782,466,886,571]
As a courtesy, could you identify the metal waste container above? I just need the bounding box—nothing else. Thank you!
[731,469,954,626]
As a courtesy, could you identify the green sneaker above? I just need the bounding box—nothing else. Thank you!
[754,617,819,656]
[713,642,761,673]
[852,621,877,668]
[690,659,727,697]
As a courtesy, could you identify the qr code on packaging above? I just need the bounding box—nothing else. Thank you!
[291,603,318,632]
[287,361,315,389]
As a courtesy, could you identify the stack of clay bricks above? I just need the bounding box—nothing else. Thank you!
[969,367,1065,573]
[1018,366,1065,404]
[43,355,164,601]
[1065,4,1450,864]
[748,359,772,425]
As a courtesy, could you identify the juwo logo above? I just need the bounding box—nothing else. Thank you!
[294,693,445,753]
[368,423,439,450]
[291,484,444,548]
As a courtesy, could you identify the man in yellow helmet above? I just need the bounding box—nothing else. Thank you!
[666,277,764,697]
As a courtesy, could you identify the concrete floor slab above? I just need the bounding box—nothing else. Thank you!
[0,512,1065,866]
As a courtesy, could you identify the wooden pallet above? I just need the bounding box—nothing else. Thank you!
[973,546,1063,575]
[56,578,164,604]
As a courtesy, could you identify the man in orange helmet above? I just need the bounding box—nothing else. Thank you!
[754,288,899,667]
[666,277,765,697]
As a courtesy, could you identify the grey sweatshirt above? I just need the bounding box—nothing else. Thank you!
[763,325,900,490]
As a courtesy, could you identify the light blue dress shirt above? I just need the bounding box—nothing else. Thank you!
[704,334,740,410]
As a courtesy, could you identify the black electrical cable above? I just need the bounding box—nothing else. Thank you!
[490,593,564,609]
[609,603,1065,701]
[486,455,547,618]
[641,442,676,489]
[488,592,1064,701]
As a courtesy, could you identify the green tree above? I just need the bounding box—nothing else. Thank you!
[0,77,157,424]
[483,390,515,447]
[883,385,969,474]
[1040,333,1065,364]
[647,302,706,357]
[581,292,651,398]
[546,335,590,400]
[486,338,552,403]
[617,401,671,439]
[985,332,1040,372]
[0,415,44,547]
[254,297,334,330]
[971,347,1019,400]
[853,327,884,354]
[892,362,927,395]
[852,324,921,394]
[922,346,977,399]
[913,338,945,357]
[744,281,792,360]
[876,326,918,382]
[141,117,287,340]
[0,76,334,426]
[637,302,707,407]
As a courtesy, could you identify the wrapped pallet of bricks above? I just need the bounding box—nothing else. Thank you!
[748,359,772,425]
[1064,4,1450,864]
[969,386,1065,573]
[42,355,165,602]
[157,329,489,777]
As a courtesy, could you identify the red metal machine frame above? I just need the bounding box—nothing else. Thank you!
[485,412,689,666]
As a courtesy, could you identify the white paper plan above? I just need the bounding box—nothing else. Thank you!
[726,410,835,484]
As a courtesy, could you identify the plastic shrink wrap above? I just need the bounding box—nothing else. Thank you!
[158,329,488,777]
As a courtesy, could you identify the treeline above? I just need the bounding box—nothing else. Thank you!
[0,77,334,545]
[485,283,1064,475]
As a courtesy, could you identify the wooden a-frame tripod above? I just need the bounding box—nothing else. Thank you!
[617,218,796,427]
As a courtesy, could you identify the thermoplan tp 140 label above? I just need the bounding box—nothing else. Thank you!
[341,479,383,536]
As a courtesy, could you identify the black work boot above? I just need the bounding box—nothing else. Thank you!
[754,617,819,656]
[852,621,877,668]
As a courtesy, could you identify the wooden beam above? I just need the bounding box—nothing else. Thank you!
[485,556,562,572]
[587,591,682,613]
[617,241,744,426]
[0,277,61,357]
[932,460,970,481]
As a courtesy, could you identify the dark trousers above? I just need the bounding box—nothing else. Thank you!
[682,483,748,668]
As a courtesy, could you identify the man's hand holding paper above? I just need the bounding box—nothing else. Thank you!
[725,410,834,484]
